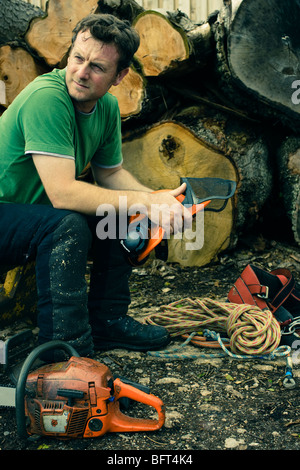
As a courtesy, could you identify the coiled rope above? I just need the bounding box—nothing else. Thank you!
[145,298,290,360]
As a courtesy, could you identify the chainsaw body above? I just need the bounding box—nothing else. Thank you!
[23,356,165,439]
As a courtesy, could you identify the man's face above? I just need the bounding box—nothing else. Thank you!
[66,30,128,113]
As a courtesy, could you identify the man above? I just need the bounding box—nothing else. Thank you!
[0,14,191,360]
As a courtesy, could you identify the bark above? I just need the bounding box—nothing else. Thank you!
[212,0,300,131]
[277,135,300,246]
[0,0,44,46]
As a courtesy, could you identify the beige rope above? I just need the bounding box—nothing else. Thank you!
[146,297,281,355]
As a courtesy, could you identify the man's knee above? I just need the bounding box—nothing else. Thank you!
[36,212,92,289]
[53,212,92,248]
[45,213,93,279]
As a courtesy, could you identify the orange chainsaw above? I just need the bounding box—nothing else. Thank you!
[120,177,236,266]
[0,341,165,439]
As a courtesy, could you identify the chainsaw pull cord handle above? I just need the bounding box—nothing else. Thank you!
[15,340,80,439]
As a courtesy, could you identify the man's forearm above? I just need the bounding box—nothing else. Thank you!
[54,178,151,216]
[55,178,191,236]
[93,166,153,192]
[32,155,190,234]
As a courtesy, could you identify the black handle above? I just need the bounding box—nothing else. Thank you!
[57,388,84,406]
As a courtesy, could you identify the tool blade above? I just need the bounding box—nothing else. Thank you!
[180,177,236,212]
[0,386,16,408]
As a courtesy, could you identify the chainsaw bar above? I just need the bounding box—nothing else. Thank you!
[0,329,35,373]
[0,330,37,408]
[0,385,15,408]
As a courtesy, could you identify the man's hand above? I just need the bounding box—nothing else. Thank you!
[145,183,192,236]
[93,165,192,236]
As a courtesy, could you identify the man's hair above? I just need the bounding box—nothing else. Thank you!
[72,14,140,72]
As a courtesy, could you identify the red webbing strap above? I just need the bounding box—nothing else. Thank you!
[228,265,295,313]
[228,265,269,310]
[270,268,296,311]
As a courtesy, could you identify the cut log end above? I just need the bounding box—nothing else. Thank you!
[25,0,99,66]
[133,11,189,76]
[0,45,46,107]
[215,0,300,129]
[109,67,145,118]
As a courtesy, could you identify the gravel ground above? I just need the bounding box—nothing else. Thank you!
[0,236,300,458]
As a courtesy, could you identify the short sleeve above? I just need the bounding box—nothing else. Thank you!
[20,87,75,158]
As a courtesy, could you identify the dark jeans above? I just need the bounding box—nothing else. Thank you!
[0,203,132,356]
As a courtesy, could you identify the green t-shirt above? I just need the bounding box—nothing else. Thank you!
[0,68,123,205]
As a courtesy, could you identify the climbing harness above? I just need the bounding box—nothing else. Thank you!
[146,297,295,389]
[228,264,300,343]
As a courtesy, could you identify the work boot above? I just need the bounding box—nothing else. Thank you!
[93,315,171,351]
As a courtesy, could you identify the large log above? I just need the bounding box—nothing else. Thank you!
[0,0,47,107]
[0,0,291,265]
[122,105,271,266]
[0,44,47,107]
[0,0,44,46]
[98,2,214,77]
[212,0,300,131]
[108,64,177,124]
[132,10,213,77]
[277,135,300,246]
[25,0,99,67]
[174,106,272,236]
[108,65,145,119]
[96,0,144,22]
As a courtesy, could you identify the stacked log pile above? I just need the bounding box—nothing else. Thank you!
[1,0,300,266]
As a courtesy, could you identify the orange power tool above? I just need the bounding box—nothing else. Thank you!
[10,341,165,439]
[120,177,236,266]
